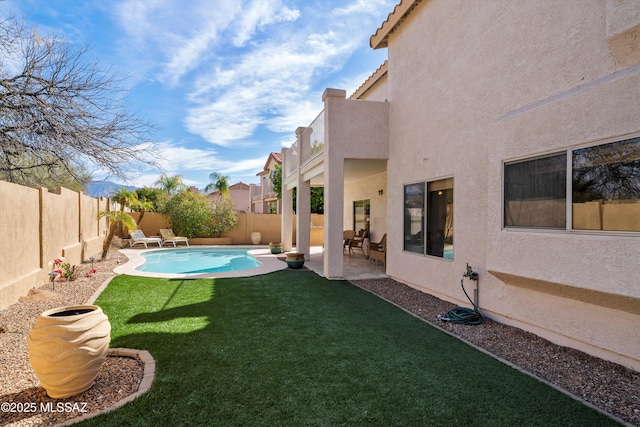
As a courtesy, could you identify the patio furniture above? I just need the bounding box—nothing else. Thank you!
[343,230,356,254]
[160,229,190,247]
[348,229,369,257]
[129,230,162,248]
[369,233,387,267]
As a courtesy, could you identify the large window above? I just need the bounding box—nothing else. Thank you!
[504,136,640,232]
[404,178,454,259]
[504,153,567,228]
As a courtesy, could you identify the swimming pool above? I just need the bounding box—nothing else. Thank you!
[136,248,261,274]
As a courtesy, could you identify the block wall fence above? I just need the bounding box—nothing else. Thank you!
[0,180,322,310]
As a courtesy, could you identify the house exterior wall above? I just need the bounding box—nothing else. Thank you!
[385,0,640,369]
[230,186,251,213]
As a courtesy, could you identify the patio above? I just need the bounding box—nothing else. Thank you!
[302,246,388,280]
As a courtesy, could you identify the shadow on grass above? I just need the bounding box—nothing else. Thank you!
[80,271,621,426]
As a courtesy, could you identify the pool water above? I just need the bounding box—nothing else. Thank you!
[136,248,261,274]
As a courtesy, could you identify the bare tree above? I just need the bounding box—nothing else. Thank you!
[0,16,157,188]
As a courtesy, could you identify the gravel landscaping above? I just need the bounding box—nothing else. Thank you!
[1,249,638,426]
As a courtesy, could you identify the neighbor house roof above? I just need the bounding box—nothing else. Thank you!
[370,0,423,49]
[257,152,282,176]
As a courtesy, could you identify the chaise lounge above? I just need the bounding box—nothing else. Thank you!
[129,230,162,248]
[160,229,190,247]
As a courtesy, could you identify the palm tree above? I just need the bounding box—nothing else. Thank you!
[129,198,154,226]
[111,187,135,212]
[98,210,138,260]
[205,172,230,197]
[155,173,185,196]
[110,187,137,237]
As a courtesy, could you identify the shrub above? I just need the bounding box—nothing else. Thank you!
[162,191,215,238]
[210,196,238,238]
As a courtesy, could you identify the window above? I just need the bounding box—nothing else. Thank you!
[404,183,424,253]
[504,153,567,228]
[353,199,370,233]
[504,136,640,232]
[572,137,640,231]
[404,179,454,259]
[427,178,454,258]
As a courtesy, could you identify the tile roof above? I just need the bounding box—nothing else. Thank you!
[370,0,423,50]
[350,60,388,99]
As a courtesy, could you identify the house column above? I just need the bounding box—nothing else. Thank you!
[322,88,347,278]
[281,148,293,252]
[295,127,311,259]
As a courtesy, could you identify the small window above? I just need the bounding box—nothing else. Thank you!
[504,153,567,229]
[404,179,454,259]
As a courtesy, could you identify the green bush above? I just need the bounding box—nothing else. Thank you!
[161,191,238,238]
[210,196,238,238]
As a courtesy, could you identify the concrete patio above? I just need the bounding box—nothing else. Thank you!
[302,246,388,280]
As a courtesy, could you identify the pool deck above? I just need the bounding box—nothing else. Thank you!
[115,245,388,280]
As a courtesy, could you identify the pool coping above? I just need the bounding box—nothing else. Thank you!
[114,245,288,279]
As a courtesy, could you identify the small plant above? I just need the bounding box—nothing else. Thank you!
[85,269,97,278]
[53,259,79,281]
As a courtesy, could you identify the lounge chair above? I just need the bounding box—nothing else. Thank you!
[369,233,387,267]
[129,230,162,248]
[343,230,356,254]
[348,229,369,257]
[160,229,189,247]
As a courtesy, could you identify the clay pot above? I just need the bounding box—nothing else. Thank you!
[28,305,111,398]
[269,242,283,254]
[285,252,305,269]
[250,231,262,245]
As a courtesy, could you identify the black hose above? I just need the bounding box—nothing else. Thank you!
[438,276,484,325]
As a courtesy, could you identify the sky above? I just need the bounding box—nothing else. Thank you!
[3,0,395,190]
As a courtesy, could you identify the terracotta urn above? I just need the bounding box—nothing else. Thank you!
[285,252,305,269]
[28,305,111,398]
[269,242,283,254]
[250,231,262,245]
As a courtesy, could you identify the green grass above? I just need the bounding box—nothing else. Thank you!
[81,270,619,426]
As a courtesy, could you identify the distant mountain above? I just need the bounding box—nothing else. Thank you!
[85,181,138,198]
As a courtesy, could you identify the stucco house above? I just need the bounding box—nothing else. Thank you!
[282,0,640,371]
[251,152,282,214]
[207,182,251,213]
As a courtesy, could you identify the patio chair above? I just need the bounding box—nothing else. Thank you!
[129,230,162,248]
[160,228,190,247]
[343,230,356,254]
[348,229,369,257]
[369,233,387,267]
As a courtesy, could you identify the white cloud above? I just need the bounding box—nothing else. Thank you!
[232,1,299,47]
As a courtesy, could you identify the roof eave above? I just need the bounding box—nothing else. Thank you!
[370,0,423,50]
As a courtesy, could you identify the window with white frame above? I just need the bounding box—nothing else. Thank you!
[504,136,640,232]
[404,178,454,259]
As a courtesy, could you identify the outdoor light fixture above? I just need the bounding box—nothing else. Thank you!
[378,189,384,195]
[89,255,96,270]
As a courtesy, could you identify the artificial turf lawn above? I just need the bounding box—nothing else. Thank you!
[82,270,620,426]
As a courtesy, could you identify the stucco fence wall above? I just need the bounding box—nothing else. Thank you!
[0,181,110,311]
[0,179,322,311]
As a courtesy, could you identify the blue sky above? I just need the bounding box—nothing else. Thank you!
[4,0,395,190]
